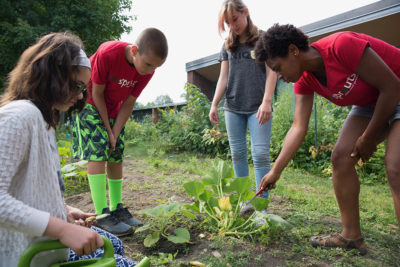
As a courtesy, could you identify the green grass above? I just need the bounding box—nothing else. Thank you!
[125,141,400,266]
[270,167,399,266]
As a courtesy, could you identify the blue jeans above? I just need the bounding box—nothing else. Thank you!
[224,110,272,199]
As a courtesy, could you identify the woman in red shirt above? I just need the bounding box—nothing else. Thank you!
[255,24,400,255]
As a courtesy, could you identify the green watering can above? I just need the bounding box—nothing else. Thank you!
[18,236,150,267]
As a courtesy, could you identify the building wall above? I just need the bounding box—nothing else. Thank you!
[187,71,214,101]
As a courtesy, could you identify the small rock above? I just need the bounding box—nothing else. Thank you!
[212,250,222,258]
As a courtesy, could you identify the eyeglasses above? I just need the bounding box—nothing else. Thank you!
[74,81,87,94]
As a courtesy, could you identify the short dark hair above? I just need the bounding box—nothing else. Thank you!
[137,28,168,59]
[255,24,309,62]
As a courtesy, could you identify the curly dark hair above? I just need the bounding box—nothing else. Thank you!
[1,32,88,128]
[255,24,309,62]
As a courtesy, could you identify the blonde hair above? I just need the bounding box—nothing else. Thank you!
[218,0,259,51]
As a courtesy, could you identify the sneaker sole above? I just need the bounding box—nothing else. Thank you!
[113,227,134,237]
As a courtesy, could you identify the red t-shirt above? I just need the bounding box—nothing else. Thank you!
[294,32,400,106]
[86,41,154,118]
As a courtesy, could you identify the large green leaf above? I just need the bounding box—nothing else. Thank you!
[207,197,218,209]
[144,231,160,247]
[199,189,212,202]
[167,228,190,244]
[61,164,76,173]
[135,224,152,233]
[63,172,77,177]
[216,160,234,179]
[75,160,88,167]
[228,176,252,194]
[164,202,181,217]
[202,171,219,186]
[241,191,255,203]
[264,214,293,229]
[181,210,197,220]
[184,202,200,212]
[249,197,270,211]
[137,205,165,217]
[183,181,204,199]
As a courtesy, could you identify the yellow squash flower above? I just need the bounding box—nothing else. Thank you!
[218,197,231,211]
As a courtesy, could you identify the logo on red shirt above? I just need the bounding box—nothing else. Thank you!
[108,74,138,89]
[332,73,358,100]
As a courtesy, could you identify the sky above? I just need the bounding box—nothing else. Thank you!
[121,0,379,105]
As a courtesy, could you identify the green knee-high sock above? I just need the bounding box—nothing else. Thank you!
[87,173,108,215]
[108,178,123,211]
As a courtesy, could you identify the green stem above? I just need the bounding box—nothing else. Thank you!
[224,226,264,237]
[228,213,257,232]
[233,193,243,218]
[203,204,221,225]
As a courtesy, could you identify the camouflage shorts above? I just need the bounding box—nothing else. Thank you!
[71,104,125,163]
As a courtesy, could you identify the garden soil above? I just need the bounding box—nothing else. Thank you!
[65,158,330,266]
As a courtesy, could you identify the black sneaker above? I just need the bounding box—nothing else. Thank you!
[111,203,143,227]
[96,207,133,237]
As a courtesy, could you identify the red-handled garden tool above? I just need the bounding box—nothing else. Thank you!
[247,187,265,202]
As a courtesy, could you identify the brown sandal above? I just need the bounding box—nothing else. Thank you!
[310,234,367,255]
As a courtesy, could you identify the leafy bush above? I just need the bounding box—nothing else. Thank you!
[125,118,159,146]
[152,83,230,157]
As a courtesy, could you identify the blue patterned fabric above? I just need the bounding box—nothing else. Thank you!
[68,226,136,266]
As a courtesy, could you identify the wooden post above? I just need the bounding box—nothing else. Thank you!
[152,108,160,124]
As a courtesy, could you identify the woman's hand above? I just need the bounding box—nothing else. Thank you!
[66,205,97,227]
[209,105,220,125]
[259,170,280,192]
[351,135,377,162]
[256,102,272,125]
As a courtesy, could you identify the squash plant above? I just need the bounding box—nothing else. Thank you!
[183,160,290,238]
[135,200,196,247]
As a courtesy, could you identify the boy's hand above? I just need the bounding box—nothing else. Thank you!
[108,132,116,155]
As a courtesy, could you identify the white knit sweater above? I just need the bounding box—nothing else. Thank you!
[0,100,68,266]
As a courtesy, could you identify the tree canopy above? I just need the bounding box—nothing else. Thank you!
[0,0,134,90]
[154,94,174,105]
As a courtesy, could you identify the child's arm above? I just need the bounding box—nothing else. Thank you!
[44,216,103,256]
[256,65,277,124]
[91,82,115,150]
[209,60,229,124]
[111,95,136,139]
